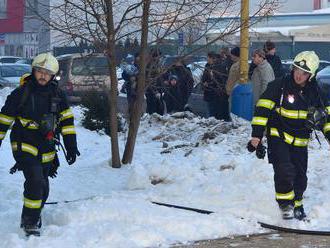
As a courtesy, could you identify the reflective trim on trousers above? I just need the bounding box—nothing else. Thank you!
[61,125,76,135]
[23,197,42,209]
[276,190,295,200]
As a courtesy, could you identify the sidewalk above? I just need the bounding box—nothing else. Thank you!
[174,232,330,248]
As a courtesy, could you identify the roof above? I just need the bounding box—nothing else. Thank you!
[56,53,106,60]
[249,26,311,36]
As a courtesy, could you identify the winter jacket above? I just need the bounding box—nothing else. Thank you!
[226,61,240,95]
[202,62,228,102]
[0,76,77,163]
[163,83,184,113]
[218,56,233,83]
[266,54,284,79]
[145,59,164,115]
[122,64,139,104]
[251,73,330,148]
[164,65,194,106]
[252,60,275,105]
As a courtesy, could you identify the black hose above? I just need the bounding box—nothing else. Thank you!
[151,201,214,215]
[45,196,98,205]
[258,222,330,236]
[45,196,214,215]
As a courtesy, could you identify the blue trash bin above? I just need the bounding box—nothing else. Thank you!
[231,83,253,121]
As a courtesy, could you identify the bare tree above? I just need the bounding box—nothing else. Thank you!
[29,0,280,166]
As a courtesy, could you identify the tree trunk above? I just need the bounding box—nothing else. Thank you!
[107,59,121,168]
[122,0,151,164]
[106,0,121,168]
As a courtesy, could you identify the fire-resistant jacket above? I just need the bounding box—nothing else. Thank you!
[251,73,330,148]
[0,76,77,163]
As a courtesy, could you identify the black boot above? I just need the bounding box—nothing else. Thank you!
[294,206,307,220]
[23,224,41,237]
[279,204,294,220]
[21,216,41,237]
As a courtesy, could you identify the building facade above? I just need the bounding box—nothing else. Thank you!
[249,0,330,13]
[0,0,50,58]
[206,1,330,59]
[250,0,314,13]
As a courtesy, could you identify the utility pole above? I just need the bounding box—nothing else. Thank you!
[239,0,249,83]
[231,0,253,121]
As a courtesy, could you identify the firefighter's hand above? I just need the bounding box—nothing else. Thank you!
[250,137,261,149]
[66,148,80,165]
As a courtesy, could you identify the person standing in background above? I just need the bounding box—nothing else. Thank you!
[251,49,275,105]
[264,40,284,79]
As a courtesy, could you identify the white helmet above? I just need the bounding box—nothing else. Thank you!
[32,53,59,75]
[292,51,319,80]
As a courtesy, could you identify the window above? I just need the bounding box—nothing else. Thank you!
[25,0,38,16]
[71,57,110,76]
[0,65,31,77]
[0,0,7,19]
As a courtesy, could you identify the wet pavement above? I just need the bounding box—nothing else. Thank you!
[174,232,330,248]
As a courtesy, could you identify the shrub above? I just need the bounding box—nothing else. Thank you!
[80,90,125,135]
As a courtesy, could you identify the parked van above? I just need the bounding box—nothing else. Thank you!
[56,53,111,102]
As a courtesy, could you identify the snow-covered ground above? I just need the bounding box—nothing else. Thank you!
[1,87,330,247]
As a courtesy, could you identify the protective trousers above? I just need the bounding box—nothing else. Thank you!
[268,138,308,208]
[19,155,51,226]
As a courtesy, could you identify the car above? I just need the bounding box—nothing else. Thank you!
[160,55,207,69]
[282,59,330,76]
[185,82,209,118]
[56,53,113,103]
[0,63,31,88]
[56,53,132,114]
[15,58,33,65]
[187,60,207,86]
[316,66,330,101]
[0,56,22,64]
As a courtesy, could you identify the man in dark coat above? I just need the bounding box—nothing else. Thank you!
[264,40,284,79]
[145,49,164,115]
[202,52,230,121]
[163,75,184,113]
[164,58,194,110]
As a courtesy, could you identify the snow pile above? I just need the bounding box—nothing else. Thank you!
[0,87,330,247]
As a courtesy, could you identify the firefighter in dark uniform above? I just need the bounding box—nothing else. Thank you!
[249,51,330,220]
[0,53,79,235]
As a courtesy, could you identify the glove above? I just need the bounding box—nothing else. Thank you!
[255,143,266,159]
[9,163,20,174]
[66,148,80,165]
[247,141,266,159]
[247,141,256,152]
[49,154,60,178]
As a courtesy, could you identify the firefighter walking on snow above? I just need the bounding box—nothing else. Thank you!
[249,51,330,220]
[0,53,79,236]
